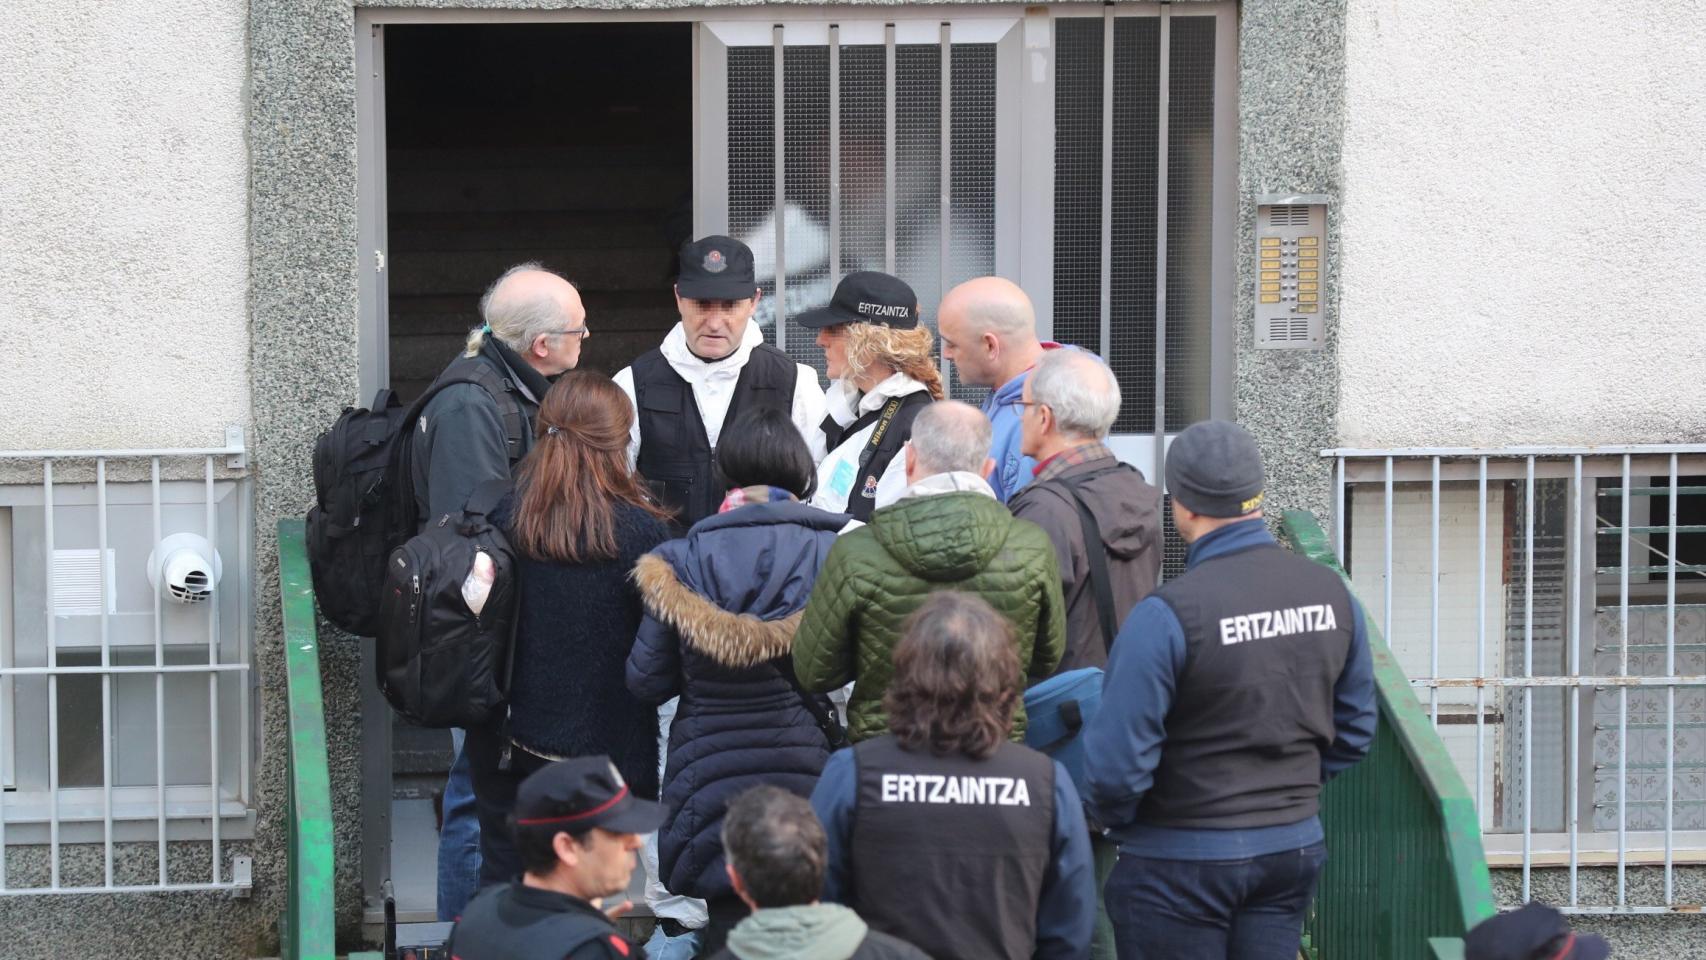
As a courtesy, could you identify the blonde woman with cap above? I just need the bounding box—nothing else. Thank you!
[801,271,944,521]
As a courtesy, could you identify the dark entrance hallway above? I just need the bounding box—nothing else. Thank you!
[385,21,694,398]
[377,21,692,922]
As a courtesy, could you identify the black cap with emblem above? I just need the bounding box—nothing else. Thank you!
[796,271,920,330]
[676,235,759,301]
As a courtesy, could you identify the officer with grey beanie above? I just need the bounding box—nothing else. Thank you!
[1082,420,1377,960]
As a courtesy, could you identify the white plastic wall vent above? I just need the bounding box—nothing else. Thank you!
[146,533,223,604]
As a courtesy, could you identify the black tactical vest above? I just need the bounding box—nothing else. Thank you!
[1140,542,1357,829]
[850,735,1055,960]
[819,391,934,521]
[446,883,629,960]
[632,344,797,528]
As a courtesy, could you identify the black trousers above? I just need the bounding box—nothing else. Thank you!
[464,722,552,891]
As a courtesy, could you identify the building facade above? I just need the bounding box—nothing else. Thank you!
[0,0,1701,955]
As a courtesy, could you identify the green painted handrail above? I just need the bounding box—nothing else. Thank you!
[277,519,337,960]
[1279,510,1496,959]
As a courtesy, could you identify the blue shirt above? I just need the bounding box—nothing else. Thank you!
[811,747,1095,960]
[1081,518,1378,860]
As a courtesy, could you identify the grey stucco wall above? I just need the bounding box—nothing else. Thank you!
[0,0,252,451]
[250,0,367,946]
[1235,0,1345,524]
[0,0,279,956]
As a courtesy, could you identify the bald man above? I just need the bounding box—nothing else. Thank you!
[936,277,1062,501]
[410,261,587,922]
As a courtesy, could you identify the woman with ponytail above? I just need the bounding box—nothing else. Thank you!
[465,370,674,889]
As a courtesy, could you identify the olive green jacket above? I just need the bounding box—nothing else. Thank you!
[791,481,1067,742]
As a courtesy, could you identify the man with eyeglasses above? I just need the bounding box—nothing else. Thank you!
[410,261,588,924]
[615,235,827,530]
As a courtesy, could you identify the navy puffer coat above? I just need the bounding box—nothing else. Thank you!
[626,498,849,902]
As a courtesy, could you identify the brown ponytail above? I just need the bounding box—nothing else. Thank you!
[510,371,672,563]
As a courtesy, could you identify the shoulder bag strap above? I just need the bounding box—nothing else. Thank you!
[781,662,850,751]
[1057,473,1120,647]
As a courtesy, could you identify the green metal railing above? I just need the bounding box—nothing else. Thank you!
[278,519,337,960]
[1280,510,1496,960]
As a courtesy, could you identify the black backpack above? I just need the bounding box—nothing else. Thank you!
[375,479,519,728]
[306,376,520,636]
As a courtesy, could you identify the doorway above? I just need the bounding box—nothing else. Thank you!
[385,22,694,399]
[377,21,693,923]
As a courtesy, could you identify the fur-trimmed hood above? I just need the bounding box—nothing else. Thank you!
[633,553,801,668]
[630,499,848,669]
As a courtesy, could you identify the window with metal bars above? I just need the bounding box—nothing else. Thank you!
[0,452,254,895]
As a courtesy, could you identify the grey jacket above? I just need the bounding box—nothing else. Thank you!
[1008,448,1163,672]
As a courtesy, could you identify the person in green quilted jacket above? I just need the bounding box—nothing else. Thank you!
[792,400,1066,742]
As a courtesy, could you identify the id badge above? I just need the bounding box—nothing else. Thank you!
[828,458,857,501]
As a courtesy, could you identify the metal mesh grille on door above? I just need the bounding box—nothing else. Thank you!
[1052,13,1217,433]
[724,33,997,398]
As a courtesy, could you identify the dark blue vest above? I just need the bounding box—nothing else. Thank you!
[850,735,1055,960]
[1141,542,1356,829]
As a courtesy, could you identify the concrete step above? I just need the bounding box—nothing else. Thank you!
[388,246,677,297]
[394,723,454,778]
[390,144,686,173]
[390,210,679,252]
[390,289,676,335]
[388,162,690,215]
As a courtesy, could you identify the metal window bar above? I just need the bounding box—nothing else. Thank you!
[1328,445,1706,916]
[829,24,841,294]
[884,23,897,275]
[772,24,788,352]
[1151,5,1170,499]
[0,438,251,896]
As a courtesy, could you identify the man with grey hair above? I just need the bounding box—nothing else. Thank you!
[410,261,586,923]
[936,276,1061,501]
[708,785,929,960]
[1010,349,1162,673]
[794,400,1066,743]
[1008,349,1160,960]
[414,261,587,523]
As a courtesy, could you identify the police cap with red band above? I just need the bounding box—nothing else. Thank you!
[513,756,667,835]
[1464,902,1609,960]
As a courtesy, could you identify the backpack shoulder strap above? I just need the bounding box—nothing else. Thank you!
[447,357,530,462]
[463,476,513,519]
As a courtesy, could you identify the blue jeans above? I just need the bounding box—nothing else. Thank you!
[643,924,702,960]
[436,728,483,921]
[1105,843,1327,960]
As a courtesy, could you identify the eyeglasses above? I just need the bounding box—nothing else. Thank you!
[1005,399,1044,414]
[547,326,590,341]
